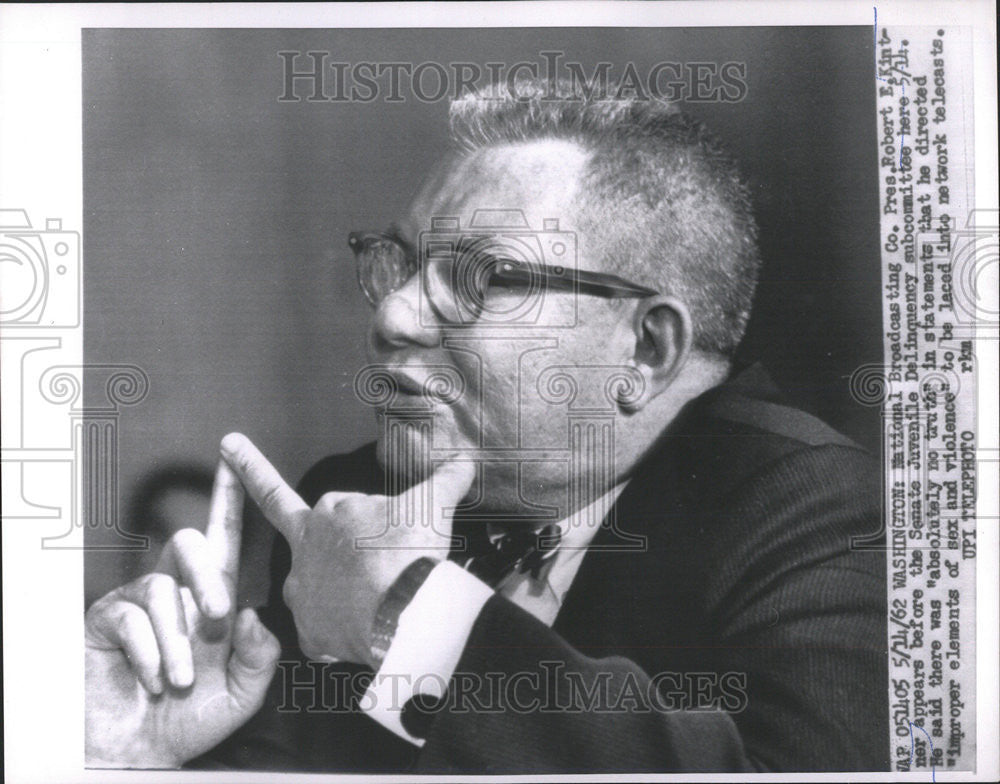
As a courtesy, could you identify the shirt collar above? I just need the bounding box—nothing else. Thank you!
[491,479,630,592]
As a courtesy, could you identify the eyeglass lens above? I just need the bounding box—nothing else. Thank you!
[354,234,547,324]
[354,236,415,306]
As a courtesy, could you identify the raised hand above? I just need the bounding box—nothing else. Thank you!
[85,458,281,768]
[220,432,474,668]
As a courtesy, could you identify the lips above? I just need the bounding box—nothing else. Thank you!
[357,363,467,412]
[387,372,426,397]
[392,367,466,407]
[369,371,445,413]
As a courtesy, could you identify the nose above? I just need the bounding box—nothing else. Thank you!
[369,273,441,354]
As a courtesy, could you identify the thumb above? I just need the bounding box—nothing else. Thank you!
[225,608,280,717]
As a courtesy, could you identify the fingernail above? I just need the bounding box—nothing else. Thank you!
[206,592,230,618]
[219,432,243,456]
[171,657,194,688]
[148,673,164,695]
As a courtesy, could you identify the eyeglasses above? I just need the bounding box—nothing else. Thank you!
[348,228,659,325]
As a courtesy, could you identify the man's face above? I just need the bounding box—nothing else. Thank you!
[366,139,635,513]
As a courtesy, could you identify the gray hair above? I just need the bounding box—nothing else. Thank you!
[448,78,760,358]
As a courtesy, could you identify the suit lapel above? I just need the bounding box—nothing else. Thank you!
[553,429,697,667]
[550,367,776,670]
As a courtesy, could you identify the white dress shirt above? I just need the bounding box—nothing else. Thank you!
[362,482,629,744]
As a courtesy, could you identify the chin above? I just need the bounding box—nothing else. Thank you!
[375,411,469,486]
[375,420,433,486]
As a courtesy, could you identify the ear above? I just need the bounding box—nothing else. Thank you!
[624,295,693,411]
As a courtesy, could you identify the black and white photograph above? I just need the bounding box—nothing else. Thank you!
[1,2,997,781]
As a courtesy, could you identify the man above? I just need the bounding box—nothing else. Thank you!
[85,79,889,772]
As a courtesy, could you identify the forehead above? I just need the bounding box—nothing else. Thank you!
[401,139,591,239]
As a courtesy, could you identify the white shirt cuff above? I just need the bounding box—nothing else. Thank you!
[361,560,494,745]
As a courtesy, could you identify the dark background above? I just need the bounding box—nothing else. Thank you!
[83,27,881,602]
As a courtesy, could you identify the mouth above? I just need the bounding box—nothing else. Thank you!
[374,367,466,410]
[388,372,427,397]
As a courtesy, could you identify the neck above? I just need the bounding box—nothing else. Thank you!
[612,354,730,479]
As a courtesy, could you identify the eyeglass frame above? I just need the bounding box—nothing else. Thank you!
[347,228,660,324]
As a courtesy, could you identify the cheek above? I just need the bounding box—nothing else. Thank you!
[478,369,517,411]
[473,371,522,445]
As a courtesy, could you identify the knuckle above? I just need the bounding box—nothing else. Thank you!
[260,484,284,516]
[335,493,364,517]
[315,492,341,517]
[85,599,118,638]
[114,606,143,641]
[230,451,253,476]
[85,594,112,622]
[141,572,175,605]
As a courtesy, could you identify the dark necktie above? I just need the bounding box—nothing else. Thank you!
[454,522,562,588]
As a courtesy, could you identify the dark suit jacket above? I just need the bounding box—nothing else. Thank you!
[199,364,889,773]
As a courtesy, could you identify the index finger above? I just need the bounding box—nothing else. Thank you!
[220,432,309,541]
[206,458,245,581]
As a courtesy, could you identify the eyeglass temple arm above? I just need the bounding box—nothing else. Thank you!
[491,259,659,299]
